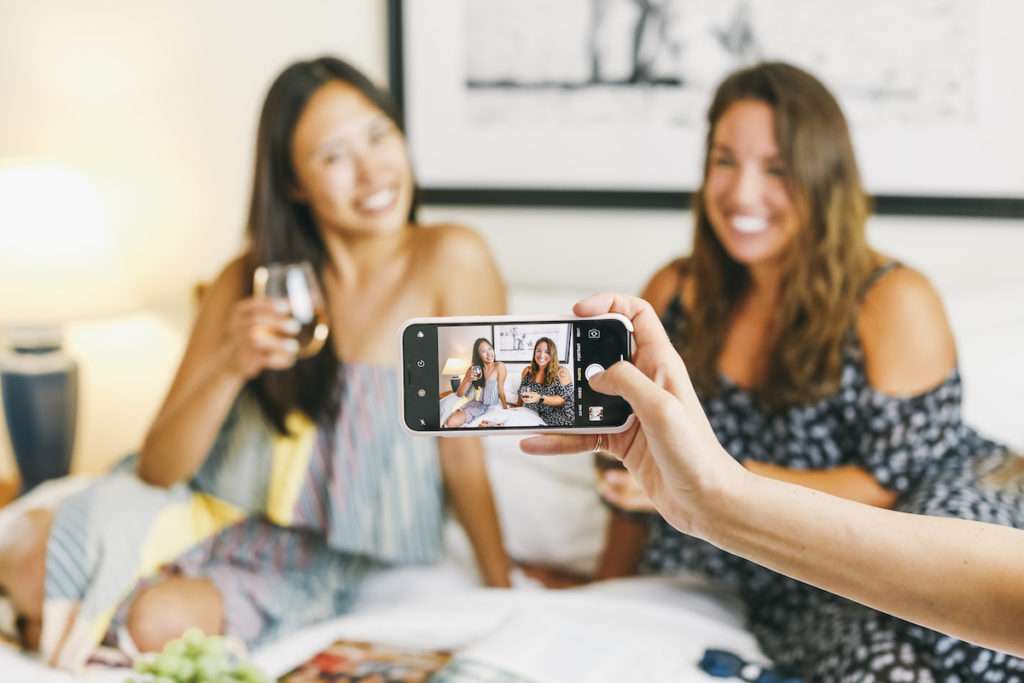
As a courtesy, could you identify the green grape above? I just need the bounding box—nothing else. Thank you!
[183,627,207,654]
[163,638,188,659]
[177,657,198,681]
[196,652,227,679]
[133,658,155,674]
[153,652,183,678]
[127,626,268,683]
[202,634,228,658]
[232,660,269,683]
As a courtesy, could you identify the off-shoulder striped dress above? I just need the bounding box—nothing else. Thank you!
[45,363,443,657]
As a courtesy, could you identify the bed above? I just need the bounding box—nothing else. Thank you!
[0,477,762,682]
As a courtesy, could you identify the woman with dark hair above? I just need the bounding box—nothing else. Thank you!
[7,56,510,665]
[594,62,1024,680]
[442,338,507,428]
[518,337,574,426]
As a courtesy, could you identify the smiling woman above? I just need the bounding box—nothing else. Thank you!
[0,55,510,670]
[288,80,416,239]
[594,62,1024,681]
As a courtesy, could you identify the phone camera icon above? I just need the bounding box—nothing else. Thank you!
[588,329,600,339]
[417,360,425,367]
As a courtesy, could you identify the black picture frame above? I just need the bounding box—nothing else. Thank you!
[388,0,1023,218]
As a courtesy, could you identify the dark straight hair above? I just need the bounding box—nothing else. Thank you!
[243,55,421,433]
[470,338,492,391]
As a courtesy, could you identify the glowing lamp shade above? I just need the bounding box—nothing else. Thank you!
[441,357,469,393]
[0,161,137,326]
[0,161,136,493]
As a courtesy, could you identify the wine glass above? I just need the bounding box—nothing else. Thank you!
[470,364,482,380]
[253,261,329,359]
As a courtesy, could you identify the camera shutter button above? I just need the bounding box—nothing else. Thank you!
[585,363,604,381]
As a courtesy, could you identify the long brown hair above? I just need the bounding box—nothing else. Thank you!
[685,62,873,408]
[527,337,562,386]
[243,56,420,433]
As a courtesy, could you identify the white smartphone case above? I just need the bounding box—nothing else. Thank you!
[398,313,635,437]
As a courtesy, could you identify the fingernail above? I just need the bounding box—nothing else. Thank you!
[283,339,300,353]
[272,299,291,314]
[282,319,301,334]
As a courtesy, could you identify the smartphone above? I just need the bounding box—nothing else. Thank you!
[399,314,634,436]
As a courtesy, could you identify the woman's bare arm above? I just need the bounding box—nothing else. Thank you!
[138,258,298,487]
[432,225,511,586]
[526,292,1024,657]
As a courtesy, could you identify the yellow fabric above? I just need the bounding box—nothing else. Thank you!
[266,411,317,526]
[137,493,246,578]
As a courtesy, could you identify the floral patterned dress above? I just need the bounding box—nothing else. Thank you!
[633,262,1024,682]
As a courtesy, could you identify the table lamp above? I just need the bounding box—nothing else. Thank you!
[0,160,137,493]
[440,357,469,393]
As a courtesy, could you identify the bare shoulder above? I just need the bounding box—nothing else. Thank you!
[419,223,506,316]
[417,222,492,262]
[557,365,572,384]
[175,255,248,370]
[641,257,688,316]
[857,265,957,395]
[521,366,530,379]
[195,256,248,322]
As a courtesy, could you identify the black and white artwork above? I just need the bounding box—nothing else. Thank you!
[394,0,1024,209]
[494,323,572,363]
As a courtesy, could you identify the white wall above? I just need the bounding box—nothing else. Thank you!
[1,1,1022,482]
[419,206,1024,300]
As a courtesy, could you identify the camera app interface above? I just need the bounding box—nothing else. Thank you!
[403,319,631,431]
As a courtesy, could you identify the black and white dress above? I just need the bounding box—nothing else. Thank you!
[637,263,1024,682]
[519,371,575,426]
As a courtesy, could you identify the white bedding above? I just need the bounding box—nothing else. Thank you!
[0,490,754,682]
[465,405,548,428]
[250,576,761,682]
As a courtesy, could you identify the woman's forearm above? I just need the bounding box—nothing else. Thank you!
[595,514,648,580]
[745,461,896,509]
[138,359,245,488]
[438,438,511,587]
[703,472,1024,656]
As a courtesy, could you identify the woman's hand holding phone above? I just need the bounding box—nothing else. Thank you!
[520,293,746,538]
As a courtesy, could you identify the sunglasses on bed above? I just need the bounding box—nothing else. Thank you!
[699,648,803,683]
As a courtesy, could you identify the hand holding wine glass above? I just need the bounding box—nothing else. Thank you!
[254,261,330,360]
[218,261,329,380]
[220,295,302,379]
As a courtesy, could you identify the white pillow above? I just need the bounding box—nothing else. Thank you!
[503,367,523,406]
[483,436,608,576]
[944,282,1024,451]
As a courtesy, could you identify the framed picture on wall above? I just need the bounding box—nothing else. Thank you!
[388,0,1023,217]
[493,323,572,363]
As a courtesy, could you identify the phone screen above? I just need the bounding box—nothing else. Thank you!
[401,316,633,434]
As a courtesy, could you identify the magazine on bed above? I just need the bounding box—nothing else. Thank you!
[278,610,692,682]
[275,638,535,682]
